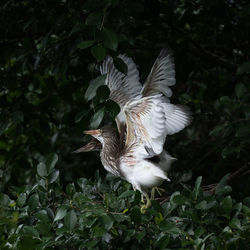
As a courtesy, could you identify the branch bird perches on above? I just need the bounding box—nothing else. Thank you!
[74,48,192,212]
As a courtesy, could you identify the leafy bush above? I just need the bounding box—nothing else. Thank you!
[0,154,249,249]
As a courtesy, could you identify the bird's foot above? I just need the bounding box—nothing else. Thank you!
[151,187,165,199]
[140,194,151,213]
[156,187,165,196]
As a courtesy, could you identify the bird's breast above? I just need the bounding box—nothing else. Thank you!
[120,160,168,190]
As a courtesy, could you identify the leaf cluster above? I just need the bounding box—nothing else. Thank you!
[1,157,249,249]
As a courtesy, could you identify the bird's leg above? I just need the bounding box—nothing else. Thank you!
[151,187,156,200]
[156,187,165,196]
[151,187,165,199]
[141,194,145,203]
[140,193,151,213]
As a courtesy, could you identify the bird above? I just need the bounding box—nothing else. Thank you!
[74,48,192,212]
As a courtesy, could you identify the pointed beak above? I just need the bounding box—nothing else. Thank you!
[72,145,91,154]
[72,138,102,154]
[83,129,101,135]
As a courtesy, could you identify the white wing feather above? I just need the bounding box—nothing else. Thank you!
[100,55,142,132]
[100,54,142,107]
[141,48,176,98]
[124,95,192,158]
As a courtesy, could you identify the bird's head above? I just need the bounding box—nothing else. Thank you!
[83,126,117,146]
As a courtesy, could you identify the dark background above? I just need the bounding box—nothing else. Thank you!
[0,0,250,248]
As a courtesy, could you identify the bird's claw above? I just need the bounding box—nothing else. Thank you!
[140,194,151,213]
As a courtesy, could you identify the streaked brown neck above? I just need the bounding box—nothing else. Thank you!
[100,131,122,176]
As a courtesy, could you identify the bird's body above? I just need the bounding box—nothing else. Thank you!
[85,126,174,194]
[75,48,192,211]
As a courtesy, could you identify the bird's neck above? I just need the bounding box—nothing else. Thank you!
[100,135,121,176]
[101,136,120,159]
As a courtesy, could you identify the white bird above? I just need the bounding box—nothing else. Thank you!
[75,48,192,212]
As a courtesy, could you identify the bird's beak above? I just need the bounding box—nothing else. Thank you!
[72,138,102,154]
[72,145,92,154]
[83,129,101,135]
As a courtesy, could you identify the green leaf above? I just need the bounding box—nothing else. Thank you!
[172,195,188,205]
[193,176,202,199]
[118,190,135,199]
[64,210,77,230]
[85,11,103,26]
[235,124,250,137]
[84,75,106,101]
[222,145,241,158]
[105,100,120,119]
[155,234,170,249]
[209,124,226,137]
[85,240,98,248]
[0,120,9,136]
[101,215,114,230]
[75,110,89,123]
[36,221,50,236]
[194,227,206,238]
[159,220,180,234]
[54,206,68,222]
[34,210,50,223]
[23,226,39,237]
[37,162,47,177]
[66,183,76,196]
[28,194,39,210]
[48,170,59,184]
[102,28,118,51]
[46,153,58,174]
[195,200,207,210]
[235,83,246,99]
[77,178,89,190]
[114,57,128,75]
[130,206,141,225]
[17,193,27,207]
[237,61,250,75]
[77,40,95,49]
[46,207,55,220]
[216,185,232,196]
[215,174,232,196]
[96,85,110,102]
[92,225,106,237]
[229,217,241,229]
[135,230,146,241]
[89,107,105,129]
[220,96,231,105]
[0,193,11,206]
[243,197,250,207]
[221,195,232,217]
[91,45,106,62]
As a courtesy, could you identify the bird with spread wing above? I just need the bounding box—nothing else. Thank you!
[74,48,192,212]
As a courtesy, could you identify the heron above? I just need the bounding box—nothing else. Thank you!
[74,48,192,212]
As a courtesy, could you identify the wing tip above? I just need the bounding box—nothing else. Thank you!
[158,46,174,59]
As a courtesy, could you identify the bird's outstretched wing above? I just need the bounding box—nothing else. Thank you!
[100,49,192,158]
[141,48,176,98]
[100,55,142,106]
[100,55,142,133]
[124,94,192,158]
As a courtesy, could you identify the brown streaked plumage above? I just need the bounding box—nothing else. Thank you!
[74,48,192,212]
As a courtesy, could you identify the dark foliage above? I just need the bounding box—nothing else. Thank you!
[1,0,250,249]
